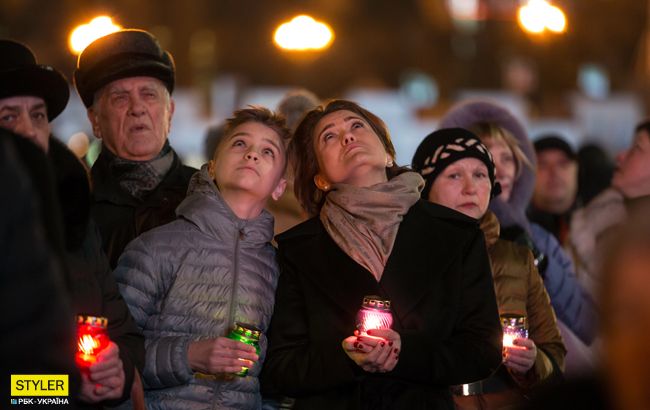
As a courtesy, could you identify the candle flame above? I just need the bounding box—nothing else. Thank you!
[78,334,100,355]
[502,331,516,348]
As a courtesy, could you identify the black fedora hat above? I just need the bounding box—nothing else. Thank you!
[74,29,175,108]
[0,40,70,121]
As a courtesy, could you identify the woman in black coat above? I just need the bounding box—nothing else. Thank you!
[261,100,502,409]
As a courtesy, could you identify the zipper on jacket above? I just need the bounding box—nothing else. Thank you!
[225,228,243,328]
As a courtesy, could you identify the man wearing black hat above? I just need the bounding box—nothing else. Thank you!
[74,29,196,269]
[0,39,144,408]
[528,135,578,245]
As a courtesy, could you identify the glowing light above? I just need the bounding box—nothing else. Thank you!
[273,15,333,51]
[545,5,567,33]
[356,296,393,335]
[447,0,480,21]
[517,0,567,35]
[69,16,122,54]
[75,316,110,369]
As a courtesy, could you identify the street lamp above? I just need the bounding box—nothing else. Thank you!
[273,15,334,51]
[69,16,121,54]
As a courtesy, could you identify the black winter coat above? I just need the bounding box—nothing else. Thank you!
[90,148,196,268]
[50,140,145,407]
[261,200,502,410]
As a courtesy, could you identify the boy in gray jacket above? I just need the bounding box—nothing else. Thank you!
[115,107,289,409]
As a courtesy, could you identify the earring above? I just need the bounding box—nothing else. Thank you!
[387,159,394,167]
[321,183,331,192]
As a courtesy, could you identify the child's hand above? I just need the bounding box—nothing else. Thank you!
[188,337,258,375]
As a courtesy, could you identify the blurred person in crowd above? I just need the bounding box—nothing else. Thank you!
[524,207,650,410]
[115,107,289,409]
[261,100,502,409]
[570,120,650,300]
[0,39,144,408]
[74,29,196,269]
[575,143,614,207]
[0,127,80,404]
[528,135,578,245]
[440,101,597,376]
[266,88,320,235]
[413,128,565,409]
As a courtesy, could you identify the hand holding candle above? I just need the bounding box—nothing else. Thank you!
[500,314,536,374]
[188,332,259,377]
[79,342,125,402]
[342,296,400,373]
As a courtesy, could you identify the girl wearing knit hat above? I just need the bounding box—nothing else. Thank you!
[413,128,566,410]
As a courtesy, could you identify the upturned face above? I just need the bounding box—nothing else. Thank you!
[0,95,50,151]
[88,76,174,161]
[427,158,491,219]
[312,110,392,190]
[210,121,287,203]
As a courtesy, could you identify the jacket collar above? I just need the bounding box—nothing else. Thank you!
[176,165,274,246]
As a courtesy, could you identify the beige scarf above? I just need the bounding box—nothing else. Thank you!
[320,172,424,281]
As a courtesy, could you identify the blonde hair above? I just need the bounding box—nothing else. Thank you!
[470,122,533,179]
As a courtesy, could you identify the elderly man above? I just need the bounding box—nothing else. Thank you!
[528,135,578,245]
[0,39,144,408]
[74,29,196,268]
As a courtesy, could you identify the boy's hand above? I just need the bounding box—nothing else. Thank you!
[188,337,258,375]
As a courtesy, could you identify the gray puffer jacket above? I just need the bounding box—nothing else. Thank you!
[115,165,279,410]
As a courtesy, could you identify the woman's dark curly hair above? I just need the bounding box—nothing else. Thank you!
[290,99,407,216]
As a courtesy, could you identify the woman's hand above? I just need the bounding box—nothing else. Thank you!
[503,338,537,375]
[188,337,258,375]
[78,342,125,403]
[341,329,401,373]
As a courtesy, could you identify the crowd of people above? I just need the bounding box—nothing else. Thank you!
[2,28,650,410]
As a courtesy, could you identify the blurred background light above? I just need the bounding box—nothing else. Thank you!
[399,70,439,109]
[518,0,566,35]
[578,63,610,100]
[69,16,121,54]
[273,15,334,51]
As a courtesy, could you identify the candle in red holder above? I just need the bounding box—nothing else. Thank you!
[356,295,393,335]
[76,315,110,369]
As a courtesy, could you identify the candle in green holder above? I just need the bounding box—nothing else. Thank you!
[227,322,261,377]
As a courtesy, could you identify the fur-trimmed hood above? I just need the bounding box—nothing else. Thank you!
[440,100,536,231]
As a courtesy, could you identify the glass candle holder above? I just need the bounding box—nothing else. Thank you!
[75,315,110,369]
[226,322,261,377]
[355,295,393,335]
[500,314,528,350]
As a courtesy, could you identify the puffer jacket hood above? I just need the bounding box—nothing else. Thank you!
[440,100,536,232]
[178,164,275,246]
